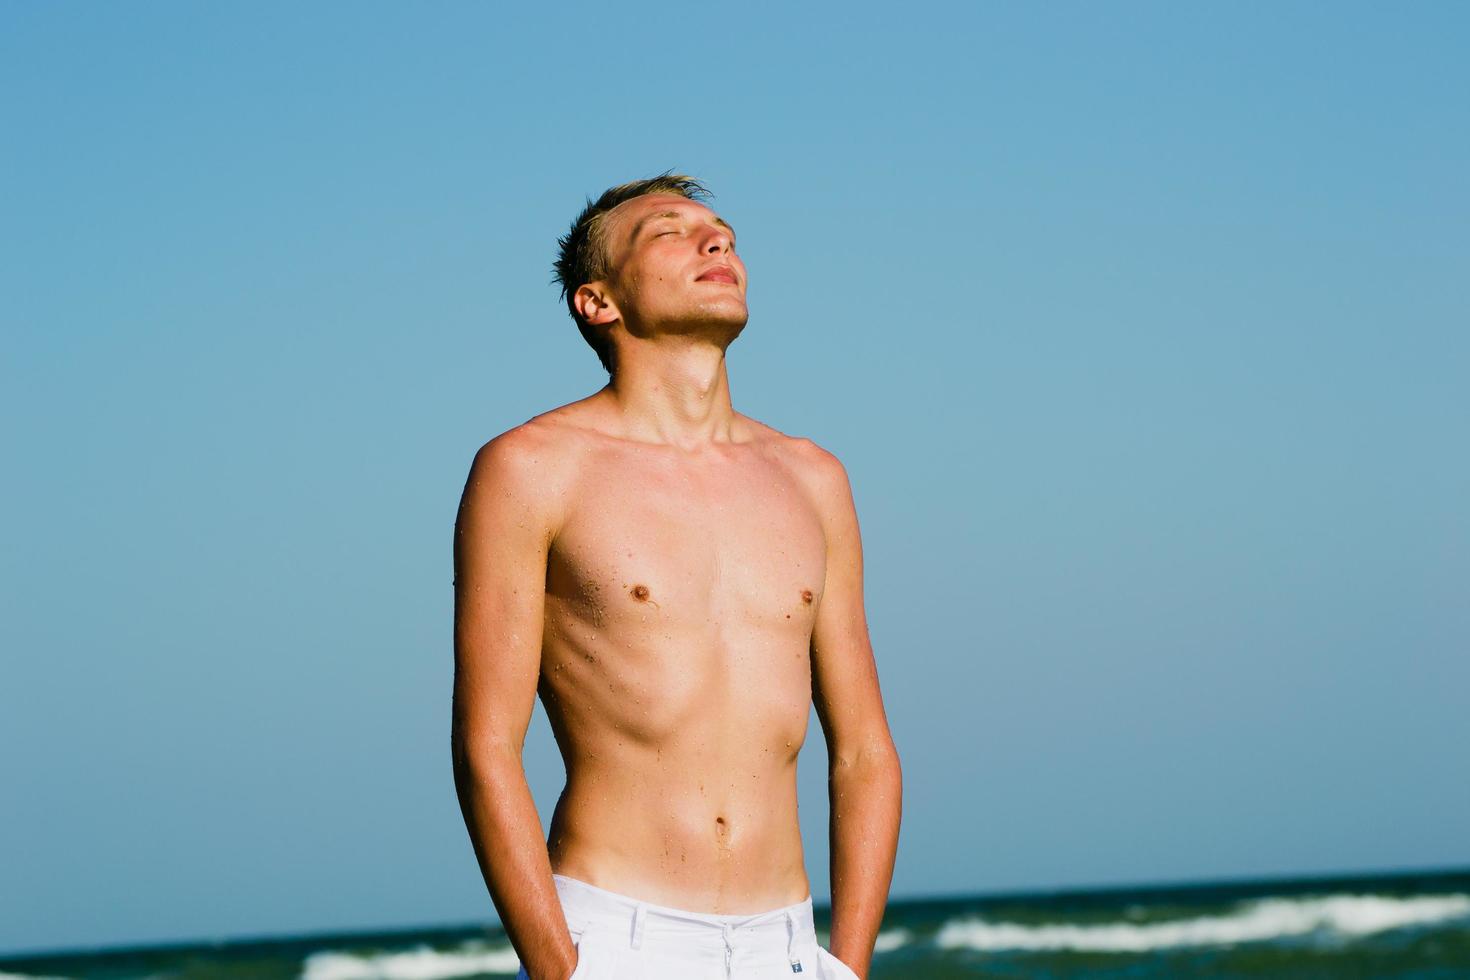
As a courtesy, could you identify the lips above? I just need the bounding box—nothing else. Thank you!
[696,265,738,284]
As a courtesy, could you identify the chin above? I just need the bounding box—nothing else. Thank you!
[665,300,748,331]
[652,313,747,349]
[705,308,750,340]
[700,298,750,327]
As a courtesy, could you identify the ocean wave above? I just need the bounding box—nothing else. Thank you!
[300,942,521,980]
[0,973,75,980]
[300,930,917,978]
[934,892,1470,953]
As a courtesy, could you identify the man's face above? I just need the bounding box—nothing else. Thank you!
[596,193,748,338]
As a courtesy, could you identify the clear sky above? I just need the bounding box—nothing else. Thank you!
[2,0,1466,958]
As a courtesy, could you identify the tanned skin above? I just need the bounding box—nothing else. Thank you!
[452,192,902,979]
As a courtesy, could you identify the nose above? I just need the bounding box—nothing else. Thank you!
[702,224,733,254]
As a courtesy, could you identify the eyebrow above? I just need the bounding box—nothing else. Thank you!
[629,209,737,243]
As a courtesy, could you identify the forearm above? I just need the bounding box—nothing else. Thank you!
[827,743,902,979]
[453,745,576,980]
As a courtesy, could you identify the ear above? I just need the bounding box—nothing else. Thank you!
[574,282,620,326]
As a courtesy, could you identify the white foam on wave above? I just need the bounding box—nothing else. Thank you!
[300,931,917,978]
[935,892,1470,953]
[300,942,522,980]
[0,972,75,980]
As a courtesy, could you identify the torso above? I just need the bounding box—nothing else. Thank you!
[529,402,827,913]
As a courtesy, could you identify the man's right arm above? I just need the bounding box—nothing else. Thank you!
[451,427,576,980]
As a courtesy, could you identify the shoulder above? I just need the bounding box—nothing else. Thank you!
[773,435,864,560]
[467,417,565,482]
[785,436,851,499]
[468,394,609,474]
[459,412,590,526]
[738,416,855,519]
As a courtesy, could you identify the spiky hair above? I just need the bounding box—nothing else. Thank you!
[553,172,713,373]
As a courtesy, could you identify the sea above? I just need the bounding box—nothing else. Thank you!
[3,867,1467,979]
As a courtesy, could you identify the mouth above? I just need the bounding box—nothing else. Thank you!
[695,265,739,285]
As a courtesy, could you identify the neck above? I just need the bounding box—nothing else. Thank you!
[604,335,737,449]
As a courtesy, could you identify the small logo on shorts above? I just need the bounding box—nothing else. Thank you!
[790,960,803,973]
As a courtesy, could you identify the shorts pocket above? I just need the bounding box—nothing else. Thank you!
[567,928,602,980]
[567,929,594,979]
[816,945,861,980]
[568,928,630,980]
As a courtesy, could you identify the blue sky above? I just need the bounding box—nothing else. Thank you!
[2,0,1466,957]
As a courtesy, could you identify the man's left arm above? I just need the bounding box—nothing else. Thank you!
[806,445,903,979]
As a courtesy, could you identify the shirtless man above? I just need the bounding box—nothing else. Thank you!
[451,174,902,979]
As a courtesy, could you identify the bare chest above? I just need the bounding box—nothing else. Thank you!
[547,445,827,638]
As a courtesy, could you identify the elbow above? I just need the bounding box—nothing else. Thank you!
[450,736,474,781]
[449,724,472,773]
[450,729,521,783]
[831,735,902,780]
[450,736,476,793]
[879,741,904,787]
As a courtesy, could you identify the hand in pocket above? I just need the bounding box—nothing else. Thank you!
[816,945,862,979]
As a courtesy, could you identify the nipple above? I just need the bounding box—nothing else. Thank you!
[800,589,813,605]
[632,584,650,601]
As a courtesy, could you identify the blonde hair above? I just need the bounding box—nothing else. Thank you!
[553,172,712,373]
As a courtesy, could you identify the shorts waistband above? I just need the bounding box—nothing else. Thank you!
[552,873,817,951]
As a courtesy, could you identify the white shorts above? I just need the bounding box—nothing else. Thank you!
[514,873,861,979]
